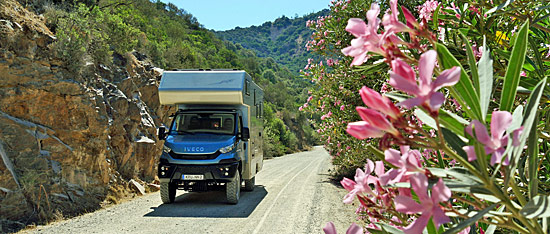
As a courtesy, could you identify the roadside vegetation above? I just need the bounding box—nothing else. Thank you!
[27,0,318,158]
[304,0,550,233]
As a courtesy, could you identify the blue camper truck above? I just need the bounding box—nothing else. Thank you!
[156,69,263,204]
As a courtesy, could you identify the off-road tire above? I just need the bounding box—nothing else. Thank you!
[226,172,240,204]
[160,182,176,204]
[244,177,255,191]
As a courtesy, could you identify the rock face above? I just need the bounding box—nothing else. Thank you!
[0,0,168,230]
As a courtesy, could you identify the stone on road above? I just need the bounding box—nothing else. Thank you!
[26,147,356,234]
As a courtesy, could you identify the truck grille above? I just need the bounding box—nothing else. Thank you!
[169,151,221,160]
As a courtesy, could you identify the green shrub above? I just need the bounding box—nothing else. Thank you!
[51,3,139,72]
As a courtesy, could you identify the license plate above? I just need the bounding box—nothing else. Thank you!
[183,174,204,180]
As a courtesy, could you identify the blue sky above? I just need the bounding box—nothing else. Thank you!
[162,0,332,31]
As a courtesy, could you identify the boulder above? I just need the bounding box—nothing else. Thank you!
[129,179,146,196]
[147,183,160,192]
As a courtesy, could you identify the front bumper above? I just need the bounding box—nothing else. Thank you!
[158,161,239,183]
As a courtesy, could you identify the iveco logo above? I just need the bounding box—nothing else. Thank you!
[183,147,205,152]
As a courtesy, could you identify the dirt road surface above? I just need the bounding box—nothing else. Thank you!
[26,146,357,234]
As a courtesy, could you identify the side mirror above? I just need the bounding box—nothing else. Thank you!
[158,126,167,140]
[241,127,250,141]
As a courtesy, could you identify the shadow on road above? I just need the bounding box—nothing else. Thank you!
[144,185,268,218]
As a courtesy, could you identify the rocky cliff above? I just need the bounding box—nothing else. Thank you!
[0,0,168,231]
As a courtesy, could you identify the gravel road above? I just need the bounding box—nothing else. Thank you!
[25,146,357,234]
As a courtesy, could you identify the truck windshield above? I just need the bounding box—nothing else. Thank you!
[170,113,235,135]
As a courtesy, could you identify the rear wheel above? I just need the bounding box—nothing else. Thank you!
[244,177,255,191]
[226,172,240,204]
[160,182,176,204]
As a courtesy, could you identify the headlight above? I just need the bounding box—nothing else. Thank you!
[163,145,172,153]
[219,144,235,154]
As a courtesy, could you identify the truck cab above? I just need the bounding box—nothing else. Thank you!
[157,70,263,204]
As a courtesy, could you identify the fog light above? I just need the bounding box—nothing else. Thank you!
[161,172,165,176]
[225,167,230,171]
[224,172,229,176]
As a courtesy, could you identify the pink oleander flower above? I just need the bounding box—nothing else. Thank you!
[458,226,471,234]
[320,111,332,120]
[341,3,386,66]
[395,174,451,234]
[389,50,461,112]
[323,222,363,234]
[380,83,389,93]
[341,160,380,204]
[346,107,399,139]
[462,111,522,165]
[447,2,460,19]
[382,0,412,34]
[299,106,304,111]
[417,0,439,22]
[359,87,400,119]
[520,71,527,77]
[472,44,483,58]
[379,146,424,185]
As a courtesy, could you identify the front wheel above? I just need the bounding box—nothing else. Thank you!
[226,172,240,204]
[244,177,255,191]
[160,182,176,204]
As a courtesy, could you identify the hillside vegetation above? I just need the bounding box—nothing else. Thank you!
[0,0,318,231]
[41,0,317,156]
[216,10,329,74]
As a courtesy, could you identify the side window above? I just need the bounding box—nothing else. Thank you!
[245,80,250,96]
[239,115,244,134]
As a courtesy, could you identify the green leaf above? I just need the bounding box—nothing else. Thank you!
[429,167,483,184]
[427,218,437,234]
[528,114,539,199]
[384,92,409,102]
[439,110,469,138]
[459,31,479,95]
[509,105,525,131]
[486,0,514,15]
[485,205,506,234]
[368,223,405,234]
[441,128,468,160]
[528,37,546,78]
[436,43,483,120]
[442,204,498,234]
[499,21,529,112]
[474,142,488,173]
[506,78,547,188]
[478,37,493,121]
[520,195,550,218]
[415,109,437,130]
[533,12,550,24]
[458,28,469,36]
[432,4,442,30]
[367,144,385,160]
[414,108,468,138]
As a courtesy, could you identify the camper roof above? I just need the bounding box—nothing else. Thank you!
[159,70,247,92]
[158,70,261,105]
